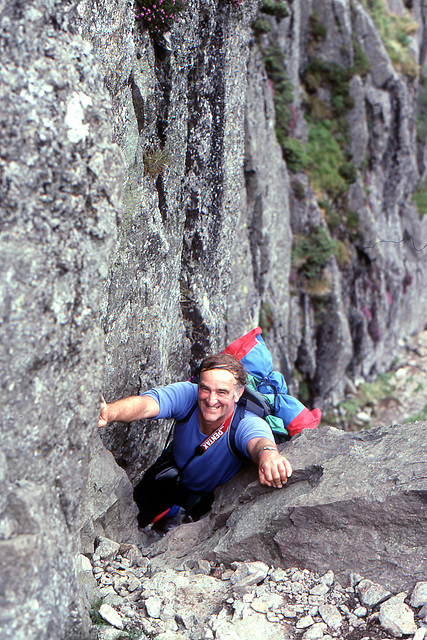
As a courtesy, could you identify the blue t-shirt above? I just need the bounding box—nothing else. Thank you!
[142,381,273,493]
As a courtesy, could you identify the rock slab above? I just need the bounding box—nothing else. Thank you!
[152,422,427,593]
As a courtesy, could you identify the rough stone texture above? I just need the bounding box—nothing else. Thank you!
[69,0,427,479]
[4,0,427,636]
[0,1,122,638]
[149,422,427,593]
[379,593,417,637]
[225,44,292,372]
[79,435,140,555]
[87,544,427,639]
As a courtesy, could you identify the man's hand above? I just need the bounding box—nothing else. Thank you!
[247,437,292,489]
[98,396,109,428]
[257,448,292,488]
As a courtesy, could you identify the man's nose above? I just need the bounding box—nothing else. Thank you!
[206,391,218,405]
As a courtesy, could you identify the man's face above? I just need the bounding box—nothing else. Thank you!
[197,368,243,432]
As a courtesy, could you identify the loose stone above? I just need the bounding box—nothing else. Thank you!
[296,615,315,629]
[319,604,342,630]
[85,538,425,640]
[145,595,162,618]
[302,622,328,639]
[357,579,392,607]
[99,603,124,630]
[411,583,427,608]
[413,628,427,640]
[379,594,417,637]
[310,583,330,596]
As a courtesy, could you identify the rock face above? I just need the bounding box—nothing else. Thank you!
[79,436,140,555]
[80,0,427,482]
[151,422,427,593]
[3,0,427,637]
[0,1,123,638]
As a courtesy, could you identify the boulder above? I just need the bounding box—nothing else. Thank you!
[79,435,140,555]
[151,422,427,593]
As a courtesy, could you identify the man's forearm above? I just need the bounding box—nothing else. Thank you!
[100,395,160,427]
[247,436,278,464]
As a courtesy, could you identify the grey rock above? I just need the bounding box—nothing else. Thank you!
[310,584,330,596]
[96,629,130,640]
[320,571,335,586]
[356,579,392,607]
[75,554,99,609]
[349,76,369,168]
[5,1,427,639]
[302,623,328,640]
[79,437,141,555]
[379,593,417,637]
[126,575,142,592]
[318,604,342,630]
[270,568,288,583]
[196,559,212,575]
[99,603,124,630]
[297,615,315,629]
[352,0,395,87]
[176,609,198,630]
[151,423,427,592]
[0,1,123,639]
[145,596,162,619]
[230,561,269,586]
[350,573,364,587]
[411,583,427,608]
[94,537,121,562]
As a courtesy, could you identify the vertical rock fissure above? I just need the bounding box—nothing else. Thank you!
[180,11,227,363]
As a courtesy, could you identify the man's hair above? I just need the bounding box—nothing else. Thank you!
[199,353,247,389]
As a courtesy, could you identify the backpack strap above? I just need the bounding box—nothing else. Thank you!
[227,403,247,461]
[227,388,271,461]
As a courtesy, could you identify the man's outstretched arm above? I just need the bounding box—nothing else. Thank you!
[98,395,160,428]
[246,437,292,489]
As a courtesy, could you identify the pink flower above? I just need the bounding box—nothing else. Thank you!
[361,306,372,321]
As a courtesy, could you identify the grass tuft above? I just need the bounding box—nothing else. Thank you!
[143,146,170,177]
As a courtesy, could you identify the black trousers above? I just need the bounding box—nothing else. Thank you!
[133,452,214,528]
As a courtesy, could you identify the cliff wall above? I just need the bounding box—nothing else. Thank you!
[0,2,123,637]
[2,0,427,637]
[80,0,427,480]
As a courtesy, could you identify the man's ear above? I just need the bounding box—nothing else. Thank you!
[234,386,245,401]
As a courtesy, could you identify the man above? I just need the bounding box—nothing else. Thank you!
[99,353,292,529]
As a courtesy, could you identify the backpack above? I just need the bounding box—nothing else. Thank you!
[223,327,321,458]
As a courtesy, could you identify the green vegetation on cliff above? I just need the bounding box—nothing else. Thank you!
[359,0,418,78]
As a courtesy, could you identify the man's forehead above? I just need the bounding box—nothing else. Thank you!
[199,368,237,385]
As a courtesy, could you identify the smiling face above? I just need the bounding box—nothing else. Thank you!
[197,368,244,435]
